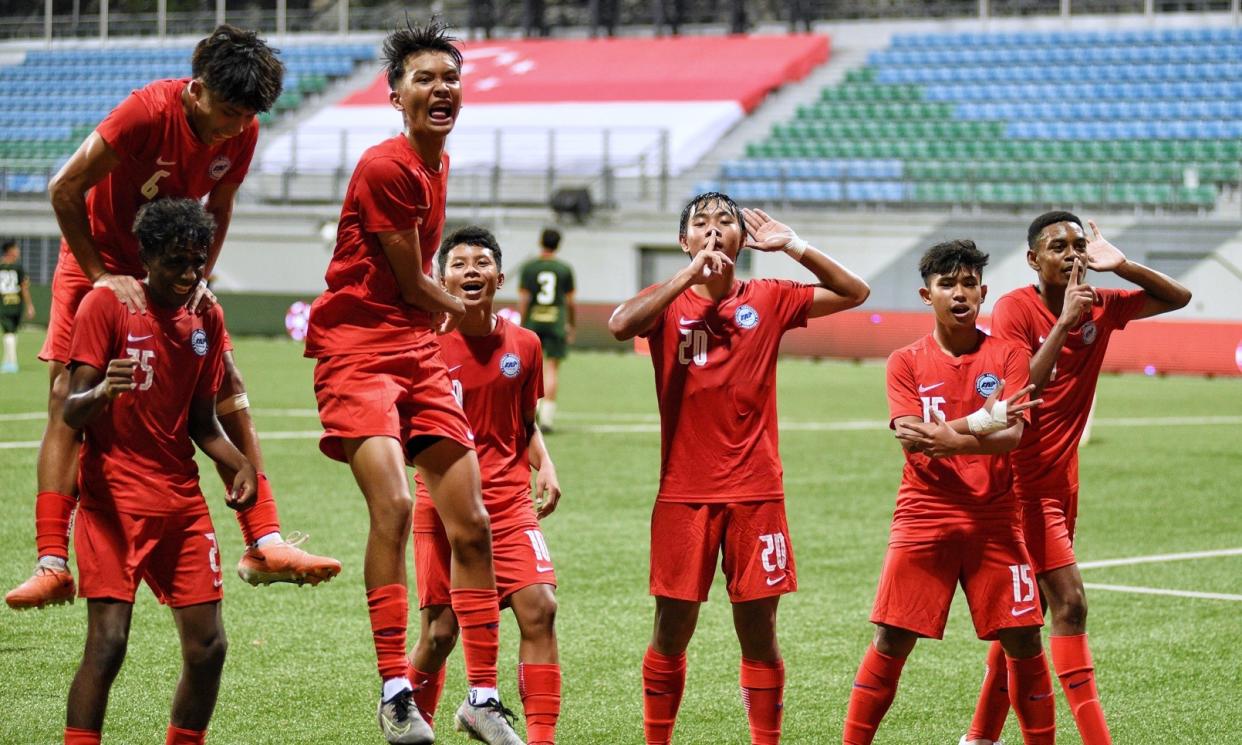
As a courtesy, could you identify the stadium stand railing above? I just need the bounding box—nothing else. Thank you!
[0,42,376,198]
[697,26,1240,212]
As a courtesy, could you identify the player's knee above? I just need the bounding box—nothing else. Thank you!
[86,626,130,676]
[872,624,916,658]
[183,629,228,673]
[425,623,460,656]
[518,594,558,638]
[447,511,492,561]
[1053,592,1088,631]
[372,493,415,536]
[998,626,1043,659]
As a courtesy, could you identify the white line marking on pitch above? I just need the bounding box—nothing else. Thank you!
[1083,583,1242,602]
[1079,547,1242,569]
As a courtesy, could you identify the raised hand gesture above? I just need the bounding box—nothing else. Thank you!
[983,378,1042,428]
[98,357,138,399]
[1085,219,1126,272]
[1062,258,1095,326]
[742,208,797,252]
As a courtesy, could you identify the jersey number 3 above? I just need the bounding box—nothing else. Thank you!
[535,271,557,305]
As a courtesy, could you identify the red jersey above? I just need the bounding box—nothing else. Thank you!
[63,79,257,279]
[991,285,1147,491]
[642,279,814,503]
[69,286,226,517]
[304,136,449,358]
[413,317,544,532]
[886,332,1031,540]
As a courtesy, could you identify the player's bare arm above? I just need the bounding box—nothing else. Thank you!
[187,394,257,510]
[62,358,137,428]
[517,288,532,322]
[566,290,577,343]
[20,274,34,319]
[895,410,1026,457]
[1028,258,1095,392]
[378,227,466,332]
[190,181,242,314]
[608,242,732,340]
[742,207,870,317]
[525,410,561,519]
[48,132,146,313]
[1085,219,1192,319]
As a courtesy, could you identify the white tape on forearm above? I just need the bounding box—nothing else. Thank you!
[966,400,1008,435]
[216,392,250,417]
[784,236,808,260]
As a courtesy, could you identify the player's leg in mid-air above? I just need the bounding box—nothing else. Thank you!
[213,349,340,586]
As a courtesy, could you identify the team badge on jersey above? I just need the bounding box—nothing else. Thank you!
[208,156,231,181]
[735,304,759,329]
[499,352,521,378]
[191,328,209,356]
[975,372,1000,398]
[1080,320,1098,345]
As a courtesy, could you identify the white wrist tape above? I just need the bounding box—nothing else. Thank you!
[966,400,1008,435]
[216,392,250,417]
[784,236,809,260]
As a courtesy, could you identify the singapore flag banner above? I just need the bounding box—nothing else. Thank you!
[258,34,828,178]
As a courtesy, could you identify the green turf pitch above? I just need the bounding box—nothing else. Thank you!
[1,329,1240,744]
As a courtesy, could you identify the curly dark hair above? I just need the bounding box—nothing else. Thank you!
[1026,210,1083,250]
[438,225,502,275]
[918,239,989,285]
[383,17,463,90]
[191,24,284,113]
[133,199,216,264]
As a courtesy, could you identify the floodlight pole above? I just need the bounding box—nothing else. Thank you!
[217,0,226,28]
[339,0,349,35]
[44,0,52,43]
[100,0,108,42]
[277,0,286,36]
[1060,0,1069,18]
[157,0,167,38]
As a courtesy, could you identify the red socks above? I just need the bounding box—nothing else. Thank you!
[451,587,500,688]
[1051,633,1112,744]
[967,639,1011,741]
[35,491,76,559]
[519,662,562,745]
[843,644,906,745]
[408,665,446,727]
[64,727,100,745]
[1008,652,1056,745]
[642,647,686,745]
[740,658,784,745]
[164,725,206,745]
[367,584,409,680]
[233,473,280,546]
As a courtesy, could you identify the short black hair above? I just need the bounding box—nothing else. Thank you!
[1,238,16,254]
[438,225,503,275]
[919,239,989,285]
[191,24,284,113]
[384,18,463,90]
[1027,210,1083,250]
[133,199,216,264]
[540,228,561,251]
[678,191,747,242]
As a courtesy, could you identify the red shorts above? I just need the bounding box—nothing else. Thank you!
[312,344,474,463]
[40,258,234,363]
[650,500,796,604]
[40,258,93,364]
[870,530,1043,641]
[74,506,223,608]
[1018,488,1079,575]
[414,517,557,609]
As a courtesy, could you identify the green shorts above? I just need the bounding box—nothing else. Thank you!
[530,327,568,360]
[0,310,21,334]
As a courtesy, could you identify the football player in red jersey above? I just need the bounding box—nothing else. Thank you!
[303,21,519,745]
[6,24,339,612]
[842,239,1054,745]
[406,226,563,745]
[609,194,870,745]
[962,213,1190,745]
[61,199,256,745]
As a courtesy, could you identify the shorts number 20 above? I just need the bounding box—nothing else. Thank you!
[759,533,788,573]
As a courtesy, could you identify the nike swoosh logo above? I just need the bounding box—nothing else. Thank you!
[127,334,153,342]
[536,565,555,573]
[852,681,879,691]
[213,578,223,588]
[156,157,176,166]
[447,365,462,374]
[1011,606,1037,617]
[918,382,944,393]
[1068,678,1091,689]
[1029,692,1053,701]
[765,575,784,586]
[678,317,703,326]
